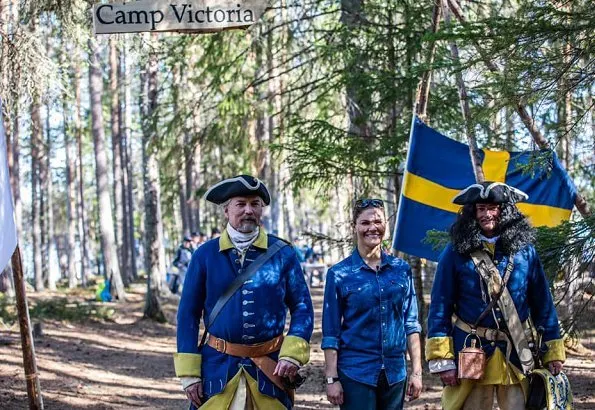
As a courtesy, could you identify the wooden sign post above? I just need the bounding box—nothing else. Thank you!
[93,0,268,34]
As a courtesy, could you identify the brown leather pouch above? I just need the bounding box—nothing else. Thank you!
[458,334,486,380]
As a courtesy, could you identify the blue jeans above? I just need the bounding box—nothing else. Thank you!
[338,369,406,410]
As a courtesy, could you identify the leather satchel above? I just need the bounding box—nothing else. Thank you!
[458,334,486,380]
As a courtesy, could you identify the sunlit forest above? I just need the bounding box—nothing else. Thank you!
[0,0,593,408]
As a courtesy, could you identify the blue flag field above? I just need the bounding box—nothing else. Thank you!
[392,116,577,261]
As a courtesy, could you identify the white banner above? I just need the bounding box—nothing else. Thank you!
[0,98,17,272]
[93,0,268,34]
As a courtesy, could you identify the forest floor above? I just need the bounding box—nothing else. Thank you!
[0,282,594,409]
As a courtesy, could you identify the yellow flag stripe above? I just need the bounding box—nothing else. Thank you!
[402,173,461,214]
[403,172,572,228]
[482,150,509,182]
[517,203,572,227]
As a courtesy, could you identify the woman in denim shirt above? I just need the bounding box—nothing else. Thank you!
[322,199,423,410]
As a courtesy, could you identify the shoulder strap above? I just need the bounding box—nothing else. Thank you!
[470,250,535,374]
[471,253,514,327]
[198,239,288,347]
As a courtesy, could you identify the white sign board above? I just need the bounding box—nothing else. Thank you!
[93,0,268,34]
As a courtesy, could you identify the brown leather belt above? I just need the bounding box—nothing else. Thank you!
[455,317,510,342]
[207,334,284,357]
[207,334,293,403]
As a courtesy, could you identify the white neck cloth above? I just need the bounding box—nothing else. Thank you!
[479,234,500,244]
[226,223,259,251]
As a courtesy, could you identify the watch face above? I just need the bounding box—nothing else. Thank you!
[326,377,338,384]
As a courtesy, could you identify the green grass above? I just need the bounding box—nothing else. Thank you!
[0,294,116,325]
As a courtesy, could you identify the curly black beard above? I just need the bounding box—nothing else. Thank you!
[450,203,535,255]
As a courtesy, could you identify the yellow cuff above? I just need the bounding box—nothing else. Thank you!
[279,335,310,365]
[543,339,566,364]
[426,336,454,360]
[174,353,202,377]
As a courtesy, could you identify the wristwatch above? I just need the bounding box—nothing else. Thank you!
[326,376,340,384]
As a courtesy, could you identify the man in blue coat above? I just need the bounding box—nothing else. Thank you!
[426,182,566,409]
[174,175,314,409]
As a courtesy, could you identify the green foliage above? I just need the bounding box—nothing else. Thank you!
[29,298,116,322]
[423,229,451,252]
[0,295,116,325]
[535,214,595,282]
[0,293,16,325]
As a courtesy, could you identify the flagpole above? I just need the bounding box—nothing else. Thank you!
[11,246,44,409]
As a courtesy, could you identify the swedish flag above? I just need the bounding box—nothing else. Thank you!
[392,116,577,261]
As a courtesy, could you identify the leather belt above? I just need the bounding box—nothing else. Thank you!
[454,317,510,342]
[207,334,284,357]
[207,334,293,402]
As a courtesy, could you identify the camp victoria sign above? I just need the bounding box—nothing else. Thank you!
[93,0,269,34]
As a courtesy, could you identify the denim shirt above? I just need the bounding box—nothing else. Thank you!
[322,250,422,386]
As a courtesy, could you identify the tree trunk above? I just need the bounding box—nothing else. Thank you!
[44,95,57,290]
[88,37,126,301]
[109,38,126,284]
[172,65,191,235]
[74,47,89,288]
[30,15,43,291]
[30,91,43,291]
[558,38,573,172]
[117,47,130,285]
[0,266,15,298]
[61,39,77,288]
[39,102,49,288]
[505,105,514,151]
[142,34,166,321]
[121,40,138,282]
[341,0,373,142]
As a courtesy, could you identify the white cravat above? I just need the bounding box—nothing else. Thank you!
[226,223,259,251]
[479,234,500,244]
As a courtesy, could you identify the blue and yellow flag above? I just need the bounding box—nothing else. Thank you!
[392,116,577,261]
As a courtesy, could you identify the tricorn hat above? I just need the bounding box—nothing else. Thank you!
[204,175,271,206]
[452,181,528,205]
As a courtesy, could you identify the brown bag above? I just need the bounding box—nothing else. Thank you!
[458,334,486,380]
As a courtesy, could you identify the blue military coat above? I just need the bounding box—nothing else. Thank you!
[427,243,564,370]
[175,228,314,409]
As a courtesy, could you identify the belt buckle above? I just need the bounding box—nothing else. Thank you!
[215,338,227,353]
[486,328,497,341]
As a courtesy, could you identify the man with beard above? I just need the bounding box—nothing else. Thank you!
[174,175,314,410]
[426,181,565,410]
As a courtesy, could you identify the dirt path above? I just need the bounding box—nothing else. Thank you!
[1,284,593,409]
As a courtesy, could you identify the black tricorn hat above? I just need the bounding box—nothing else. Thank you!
[452,181,528,205]
[204,175,271,206]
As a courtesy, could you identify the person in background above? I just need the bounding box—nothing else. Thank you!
[426,182,565,409]
[322,198,423,410]
[190,232,202,251]
[293,238,306,265]
[175,175,314,410]
[210,227,221,239]
[170,236,194,294]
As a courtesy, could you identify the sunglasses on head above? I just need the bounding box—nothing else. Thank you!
[355,199,384,209]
